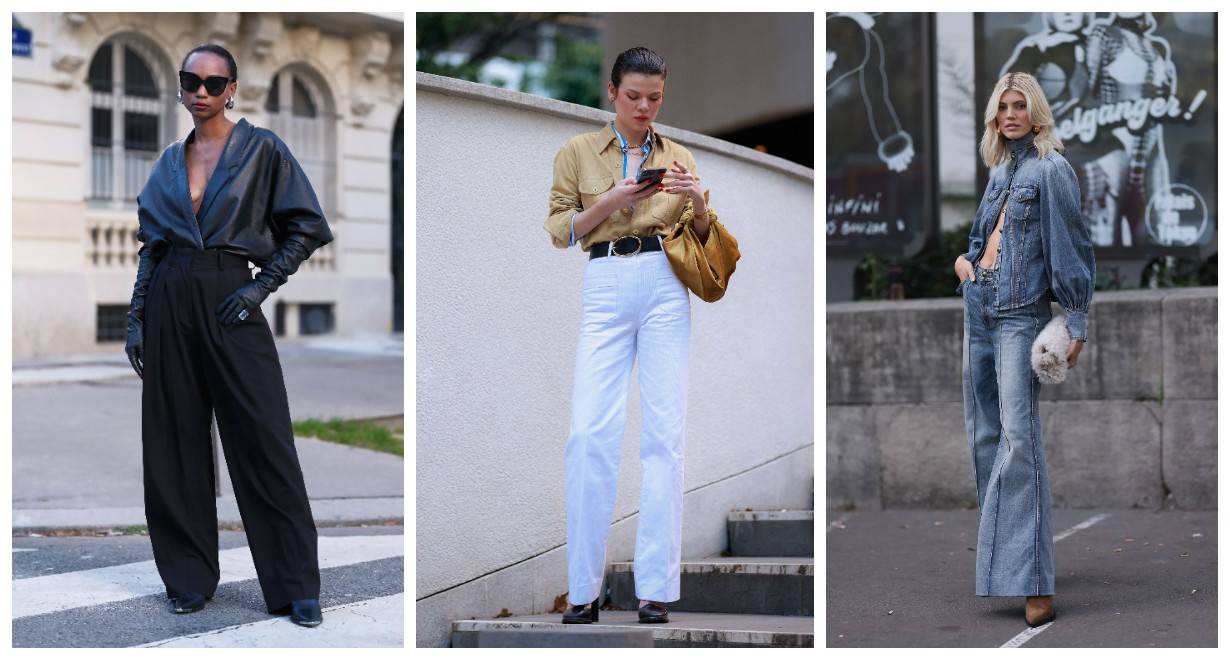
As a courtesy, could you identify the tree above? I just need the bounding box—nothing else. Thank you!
[416,13,560,83]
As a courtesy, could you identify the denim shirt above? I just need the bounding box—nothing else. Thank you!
[958,132,1096,341]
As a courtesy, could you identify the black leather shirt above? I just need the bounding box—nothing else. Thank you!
[128,117,334,324]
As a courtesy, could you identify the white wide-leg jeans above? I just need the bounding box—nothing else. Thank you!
[565,247,691,606]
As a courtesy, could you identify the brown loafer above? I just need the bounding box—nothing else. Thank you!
[1025,595,1055,627]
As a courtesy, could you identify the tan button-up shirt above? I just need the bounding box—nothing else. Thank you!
[545,121,708,251]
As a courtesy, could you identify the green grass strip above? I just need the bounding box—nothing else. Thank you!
[292,417,404,457]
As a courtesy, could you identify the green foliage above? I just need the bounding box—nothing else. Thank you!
[540,38,603,107]
[416,13,602,106]
[293,417,404,457]
[416,13,556,83]
[855,222,972,300]
[1141,254,1217,288]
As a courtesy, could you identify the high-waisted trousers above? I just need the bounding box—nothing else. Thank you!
[142,246,320,613]
[960,258,1055,597]
[565,246,691,606]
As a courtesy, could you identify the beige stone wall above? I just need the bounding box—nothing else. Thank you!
[12,12,404,358]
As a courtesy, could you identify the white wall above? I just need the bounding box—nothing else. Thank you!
[414,72,814,646]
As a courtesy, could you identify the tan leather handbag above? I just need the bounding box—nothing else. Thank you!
[661,190,740,302]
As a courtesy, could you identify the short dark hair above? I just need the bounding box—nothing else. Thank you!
[181,43,238,80]
[610,46,667,88]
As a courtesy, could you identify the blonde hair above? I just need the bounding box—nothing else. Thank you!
[979,72,1064,169]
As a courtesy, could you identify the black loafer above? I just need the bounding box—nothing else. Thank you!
[561,597,600,624]
[638,601,669,624]
[289,598,323,627]
[171,592,210,614]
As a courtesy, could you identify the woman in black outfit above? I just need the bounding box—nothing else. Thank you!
[125,44,333,627]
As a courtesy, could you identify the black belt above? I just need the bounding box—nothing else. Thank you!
[163,246,251,270]
[589,235,664,260]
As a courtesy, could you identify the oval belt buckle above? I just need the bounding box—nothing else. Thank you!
[611,235,642,257]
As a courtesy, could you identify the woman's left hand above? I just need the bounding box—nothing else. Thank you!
[1066,339,1084,369]
[660,160,703,206]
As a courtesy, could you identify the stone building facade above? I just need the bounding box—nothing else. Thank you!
[12,12,404,358]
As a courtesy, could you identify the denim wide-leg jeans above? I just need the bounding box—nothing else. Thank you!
[564,246,691,606]
[960,260,1055,597]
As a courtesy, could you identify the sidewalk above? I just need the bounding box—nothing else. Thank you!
[12,335,404,529]
[826,508,1217,647]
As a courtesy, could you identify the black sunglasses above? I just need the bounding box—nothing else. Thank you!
[178,70,234,97]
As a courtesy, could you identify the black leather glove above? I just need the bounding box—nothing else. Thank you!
[216,280,272,326]
[125,314,144,379]
[215,234,320,326]
[126,243,157,379]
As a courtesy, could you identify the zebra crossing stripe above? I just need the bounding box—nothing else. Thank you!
[13,535,403,619]
[135,593,404,647]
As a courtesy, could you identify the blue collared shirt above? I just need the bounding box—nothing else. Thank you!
[569,121,655,247]
[958,132,1096,341]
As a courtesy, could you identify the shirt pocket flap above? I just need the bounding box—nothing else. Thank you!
[1012,185,1038,202]
[579,175,614,197]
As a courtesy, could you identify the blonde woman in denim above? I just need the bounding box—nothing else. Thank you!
[953,72,1095,628]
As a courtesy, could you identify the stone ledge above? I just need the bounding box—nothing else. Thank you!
[416,71,813,181]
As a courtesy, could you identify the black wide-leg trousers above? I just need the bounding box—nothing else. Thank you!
[141,246,320,613]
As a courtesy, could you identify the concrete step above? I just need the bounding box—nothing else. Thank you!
[728,509,814,557]
[451,611,813,648]
[607,557,814,616]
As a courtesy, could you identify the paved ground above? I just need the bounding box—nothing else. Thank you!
[826,508,1217,647]
[12,337,404,525]
[12,525,403,647]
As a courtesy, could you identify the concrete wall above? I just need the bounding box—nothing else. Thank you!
[415,72,814,647]
[826,287,1216,510]
[11,12,402,358]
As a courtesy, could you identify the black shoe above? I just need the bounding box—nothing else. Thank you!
[289,598,323,627]
[638,601,669,624]
[171,592,209,614]
[561,597,600,624]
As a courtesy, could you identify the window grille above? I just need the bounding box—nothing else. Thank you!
[96,304,128,342]
[265,68,338,271]
[87,37,173,203]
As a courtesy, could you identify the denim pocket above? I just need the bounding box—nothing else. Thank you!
[1009,184,1038,221]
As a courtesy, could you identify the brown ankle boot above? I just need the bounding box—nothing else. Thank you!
[1025,595,1055,627]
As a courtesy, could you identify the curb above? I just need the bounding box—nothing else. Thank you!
[12,496,404,530]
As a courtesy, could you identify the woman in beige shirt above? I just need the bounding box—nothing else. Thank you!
[546,46,720,626]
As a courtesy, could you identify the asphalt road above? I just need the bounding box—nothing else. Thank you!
[12,525,404,647]
[826,508,1216,647]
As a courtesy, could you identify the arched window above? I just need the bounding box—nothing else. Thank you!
[265,67,337,218]
[87,35,174,203]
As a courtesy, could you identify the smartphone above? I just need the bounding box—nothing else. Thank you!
[635,168,668,192]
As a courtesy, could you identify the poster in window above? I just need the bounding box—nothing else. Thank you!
[826,12,937,258]
[975,12,1216,256]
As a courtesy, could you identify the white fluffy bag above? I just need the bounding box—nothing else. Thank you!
[1031,314,1071,384]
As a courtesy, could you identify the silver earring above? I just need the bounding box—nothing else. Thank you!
[177,89,182,102]
[225,96,235,110]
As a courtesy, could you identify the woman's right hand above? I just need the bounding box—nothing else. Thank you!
[602,176,661,211]
[125,316,144,379]
[954,255,975,283]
